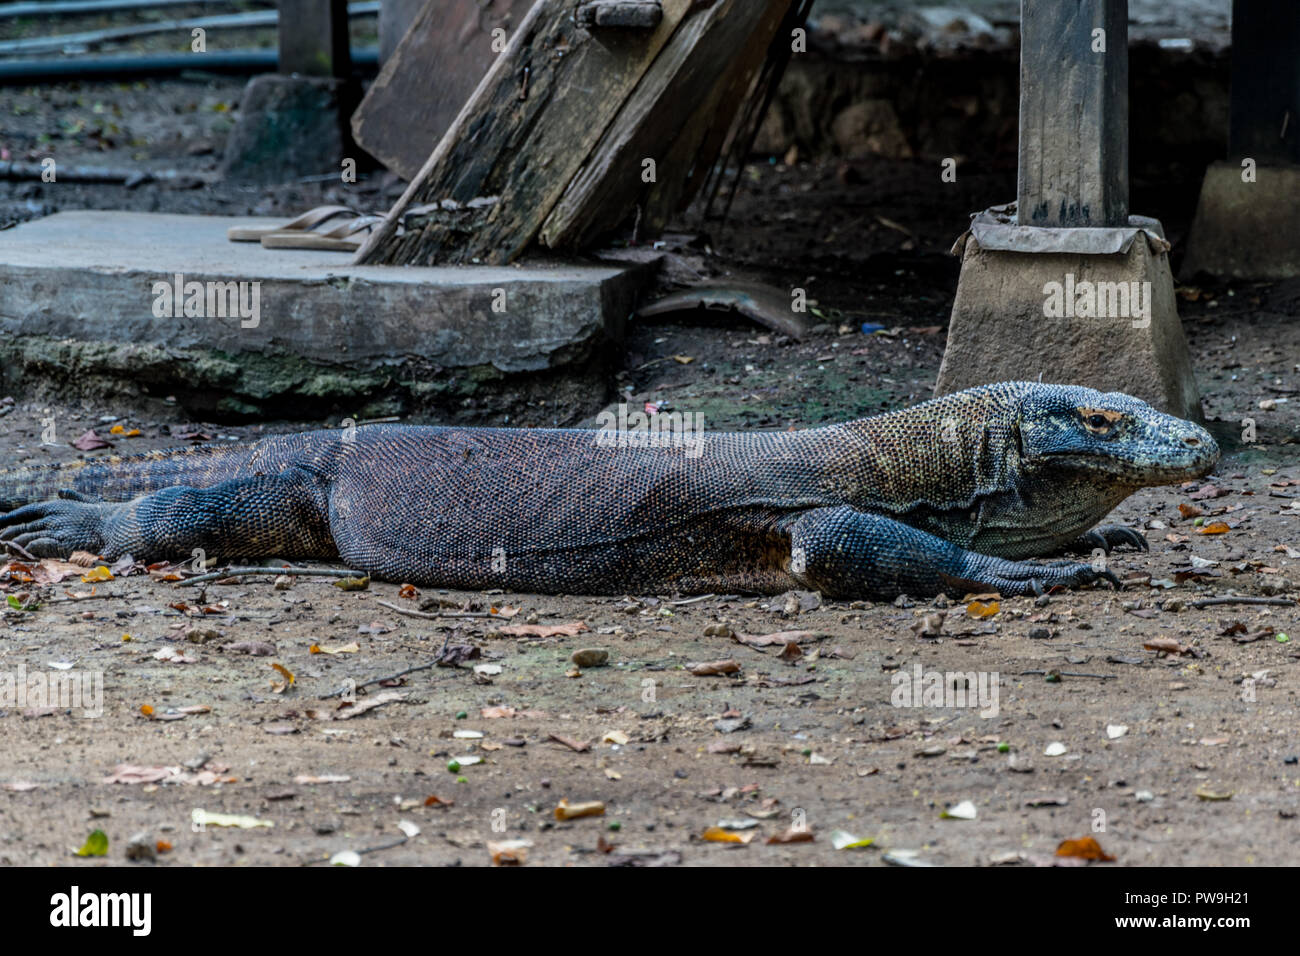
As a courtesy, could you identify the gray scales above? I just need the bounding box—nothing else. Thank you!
[0,383,1217,600]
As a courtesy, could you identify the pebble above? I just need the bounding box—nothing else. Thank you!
[571,648,609,668]
[125,831,155,862]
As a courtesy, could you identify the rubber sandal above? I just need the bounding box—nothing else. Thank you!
[225,205,356,242]
[259,213,386,252]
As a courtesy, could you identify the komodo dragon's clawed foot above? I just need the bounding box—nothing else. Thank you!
[0,492,113,557]
[1062,525,1149,555]
[961,555,1123,597]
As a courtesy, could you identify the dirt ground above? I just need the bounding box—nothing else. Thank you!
[2,63,1299,867]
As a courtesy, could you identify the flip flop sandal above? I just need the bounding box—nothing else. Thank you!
[225,204,357,242]
[259,213,386,252]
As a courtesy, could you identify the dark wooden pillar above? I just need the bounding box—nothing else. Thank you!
[1229,0,1300,164]
[279,0,351,77]
[1017,0,1129,227]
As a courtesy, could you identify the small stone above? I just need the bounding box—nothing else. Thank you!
[125,831,155,862]
[273,574,294,590]
[570,648,609,668]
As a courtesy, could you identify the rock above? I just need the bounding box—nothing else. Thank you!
[830,99,913,160]
[1257,576,1297,596]
[570,648,609,668]
[125,831,155,862]
[219,74,351,184]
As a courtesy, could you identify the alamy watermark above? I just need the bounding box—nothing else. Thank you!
[0,663,103,718]
[595,404,705,459]
[152,273,260,328]
[890,663,999,718]
[1043,274,1151,328]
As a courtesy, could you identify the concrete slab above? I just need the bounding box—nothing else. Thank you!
[0,211,649,416]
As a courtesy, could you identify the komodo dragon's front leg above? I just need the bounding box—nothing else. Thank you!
[0,471,335,562]
[786,506,1120,599]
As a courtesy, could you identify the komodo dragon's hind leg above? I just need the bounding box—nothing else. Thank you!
[786,506,1121,600]
[0,471,336,562]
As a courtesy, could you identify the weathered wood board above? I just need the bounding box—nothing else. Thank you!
[543,0,792,248]
[352,0,534,182]
[355,0,693,266]
[1016,0,1128,227]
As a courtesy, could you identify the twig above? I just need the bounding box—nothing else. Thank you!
[670,593,716,606]
[375,599,491,620]
[1019,670,1117,680]
[301,835,408,866]
[50,592,118,603]
[1191,596,1295,609]
[318,660,441,700]
[179,566,364,586]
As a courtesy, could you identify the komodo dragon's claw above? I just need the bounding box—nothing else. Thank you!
[1065,526,1149,556]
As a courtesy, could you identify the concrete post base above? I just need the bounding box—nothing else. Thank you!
[935,207,1203,421]
[1182,160,1300,280]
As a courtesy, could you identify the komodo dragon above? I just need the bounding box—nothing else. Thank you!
[0,382,1217,599]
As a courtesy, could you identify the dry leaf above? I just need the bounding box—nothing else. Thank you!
[487,839,532,865]
[1056,836,1115,861]
[332,690,406,720]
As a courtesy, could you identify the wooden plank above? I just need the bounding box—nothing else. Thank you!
[378,0,424,64]
[1229,0,1300,164]
[1016,0,1128,227]
[279,0,351,77]
[540,0,788,249]
[354,0,534,181]
[355,0,694,266]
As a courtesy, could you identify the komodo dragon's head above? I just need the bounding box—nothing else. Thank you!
[1016,384,1219,486]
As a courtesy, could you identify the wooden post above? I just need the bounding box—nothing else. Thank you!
[1229,0,1300,164]
[1017,0,1128,227]
[279,0,350,77]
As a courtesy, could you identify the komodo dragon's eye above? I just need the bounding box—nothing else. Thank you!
[1078,407,1123,435]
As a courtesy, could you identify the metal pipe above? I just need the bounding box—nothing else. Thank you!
[0,0,242,20]
[0,47,378,83]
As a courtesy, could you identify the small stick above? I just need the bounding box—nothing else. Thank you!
[1019,670,1117,680]
[179,566,365,586]
[50,592,118,603]
[670,593,716,606]
[301,835,408,866]
[318,660,441,700]
[375,599,492,620]
[1191,596,1295,609]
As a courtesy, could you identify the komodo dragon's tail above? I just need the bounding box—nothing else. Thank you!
[0,442,258,512]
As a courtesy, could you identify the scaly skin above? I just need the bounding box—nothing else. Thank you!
[0,383,1219,599]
